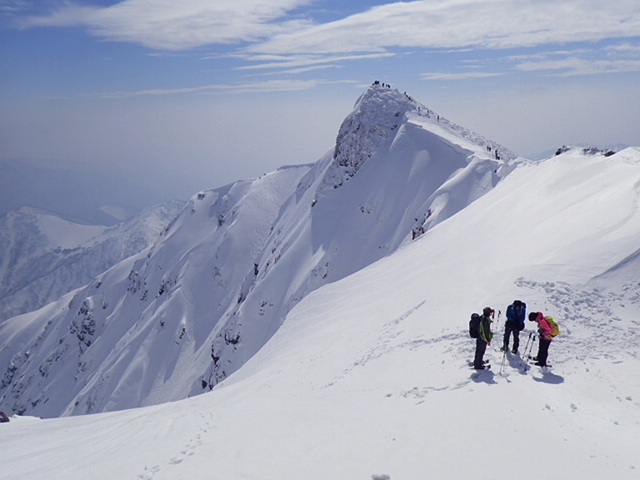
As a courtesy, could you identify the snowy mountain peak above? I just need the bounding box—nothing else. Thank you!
[320,83,516,194]
[322,85,417,190]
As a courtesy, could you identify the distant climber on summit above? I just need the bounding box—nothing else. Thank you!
[473,307,494,369]
[503,300,526,354]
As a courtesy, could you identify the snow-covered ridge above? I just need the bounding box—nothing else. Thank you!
[554,144,617,157]
[320,84,516,194]
[1,86,523,417]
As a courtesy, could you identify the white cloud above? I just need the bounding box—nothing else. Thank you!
[22,1,640,55]
[252,0,640,54]
[23,0,315,51]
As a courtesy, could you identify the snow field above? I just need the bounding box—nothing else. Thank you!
[0,89,639,479]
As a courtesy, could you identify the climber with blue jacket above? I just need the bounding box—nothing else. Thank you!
[503,300,526,354]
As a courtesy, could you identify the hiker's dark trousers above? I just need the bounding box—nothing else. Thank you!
[504,322,520,351]
[474,338,487,368]
[537,338,551,366]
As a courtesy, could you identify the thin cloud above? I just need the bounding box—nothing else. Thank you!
[421,71,504,81]
[206,79,328,94]
[513,42,640,76]
[605,42,640,57]
[81,79,340,98]
[0,0,29,13]
[517,57,640,76]
[236,52,396,70]
[263,64,338,75]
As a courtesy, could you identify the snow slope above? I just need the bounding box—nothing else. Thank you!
[0,85,519,417]
[1,146,638,480]
[0,201,184,322]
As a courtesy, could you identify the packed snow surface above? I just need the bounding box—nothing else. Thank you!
[1,144,639,478]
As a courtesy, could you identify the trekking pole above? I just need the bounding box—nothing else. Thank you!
[519,332,534,369]
[523,335,537,371]
[493,309,501,352]
[499,347,507,375]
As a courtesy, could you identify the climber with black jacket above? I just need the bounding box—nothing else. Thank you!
[474,307,494,369]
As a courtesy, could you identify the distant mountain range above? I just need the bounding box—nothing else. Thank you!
[0,201,184,322]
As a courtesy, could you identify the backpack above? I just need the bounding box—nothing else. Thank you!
[469,313,481,338]
[546,316,560,337]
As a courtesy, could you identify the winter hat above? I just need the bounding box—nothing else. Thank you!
[514,300,523,307]
[483,307,494,316]
[528,312,538,321]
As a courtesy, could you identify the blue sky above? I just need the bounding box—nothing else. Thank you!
[1,0,640,199]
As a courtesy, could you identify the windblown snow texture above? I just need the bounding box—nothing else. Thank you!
[0,85,519,417]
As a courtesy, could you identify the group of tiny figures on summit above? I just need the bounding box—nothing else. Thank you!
[469,300,560,370]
